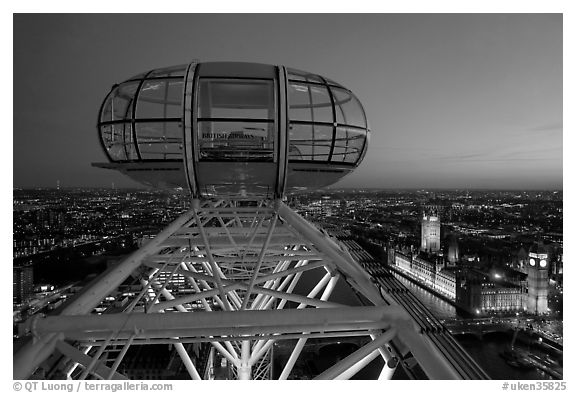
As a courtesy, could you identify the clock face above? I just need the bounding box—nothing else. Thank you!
[529,258,536,266]
[540,259,547,268]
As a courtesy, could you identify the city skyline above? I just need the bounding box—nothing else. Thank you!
[13,187,564,379]
[13,14,562,190]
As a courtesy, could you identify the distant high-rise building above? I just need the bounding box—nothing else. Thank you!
[526,243,549,315]
[13,264,34,305]
[421,211,441,253]
[320,196,339,217]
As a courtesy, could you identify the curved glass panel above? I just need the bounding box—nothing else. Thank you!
[100,82,139,123]
[331,127,366,163]
[100,94,115,123]
[288,123,332,161]
[198,79,274,119]
[98,62,369,172]
[136,122,183,160]
[127,71,149,80]
[198,121,274,161]
[100,123,137,161]
[323,77,345,88]
[331,88,366,128]
[136,80,184,119]
[146,64,187,78]
[288,82,333,123]
[286,68,323,84]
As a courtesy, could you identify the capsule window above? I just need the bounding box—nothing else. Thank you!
[286,68,324,84]
[332,88,366,128]
[136,122,183,160]
[100,82,139,123]
[197,79,276,162]
[146,64,187,78]
[100,123,137,161]
[136,80,184,119]
[332,127,366,164]
[288,123,332,162]
[288,83,333,123]
[198,79,274,120]
[198,121,274,162]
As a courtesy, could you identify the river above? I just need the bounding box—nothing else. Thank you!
[390,271,560,380]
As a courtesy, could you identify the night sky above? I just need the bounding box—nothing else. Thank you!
[13,14,562,190]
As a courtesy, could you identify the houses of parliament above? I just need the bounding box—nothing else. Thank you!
[389,209,549,315]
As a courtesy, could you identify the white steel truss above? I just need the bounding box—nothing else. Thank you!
[14,199,464,380]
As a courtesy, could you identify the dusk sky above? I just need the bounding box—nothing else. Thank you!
[13,14,563,190]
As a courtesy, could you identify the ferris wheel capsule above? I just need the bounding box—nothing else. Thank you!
[95,61,370,198]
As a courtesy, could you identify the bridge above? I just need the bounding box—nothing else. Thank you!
[442,319,515,338]
[360,259,489,379]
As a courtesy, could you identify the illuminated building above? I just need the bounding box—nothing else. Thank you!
[393,249,524,314]
[319,196,341,217]
[456,272,524,315]
[480,283,524,313]
[421,212,440,253]
[392,251,456,300]
[13,264,34,305]
[392,219,456,300]
[526,243,549,315]
[435,269,457,299]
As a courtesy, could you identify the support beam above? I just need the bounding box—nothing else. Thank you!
[13,333,64,380]
[335,349,380,380]
[278,203,385,306]
[29,306,407,340]
[78,331,117,379]
[249,338,275,366]
[279,337,306,380]
[65,345,93,379]
[369,333,397,379]
[79,330,372,346]
[277,273,339,379]
[14,201,479,381]
[248,283,342,309]
[313,329,397,380]
[193,205,232,311]
[397,327,462,379]
[61,209,196,316]
[379,356,398,380]
[174,343,202,380]
[106,335,135,380]
[148,282,244,312]
[241,215,278,309]
[238,341,251,380]
[55,341,128,380]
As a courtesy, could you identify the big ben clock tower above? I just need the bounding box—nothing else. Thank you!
[527,243,549,315]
